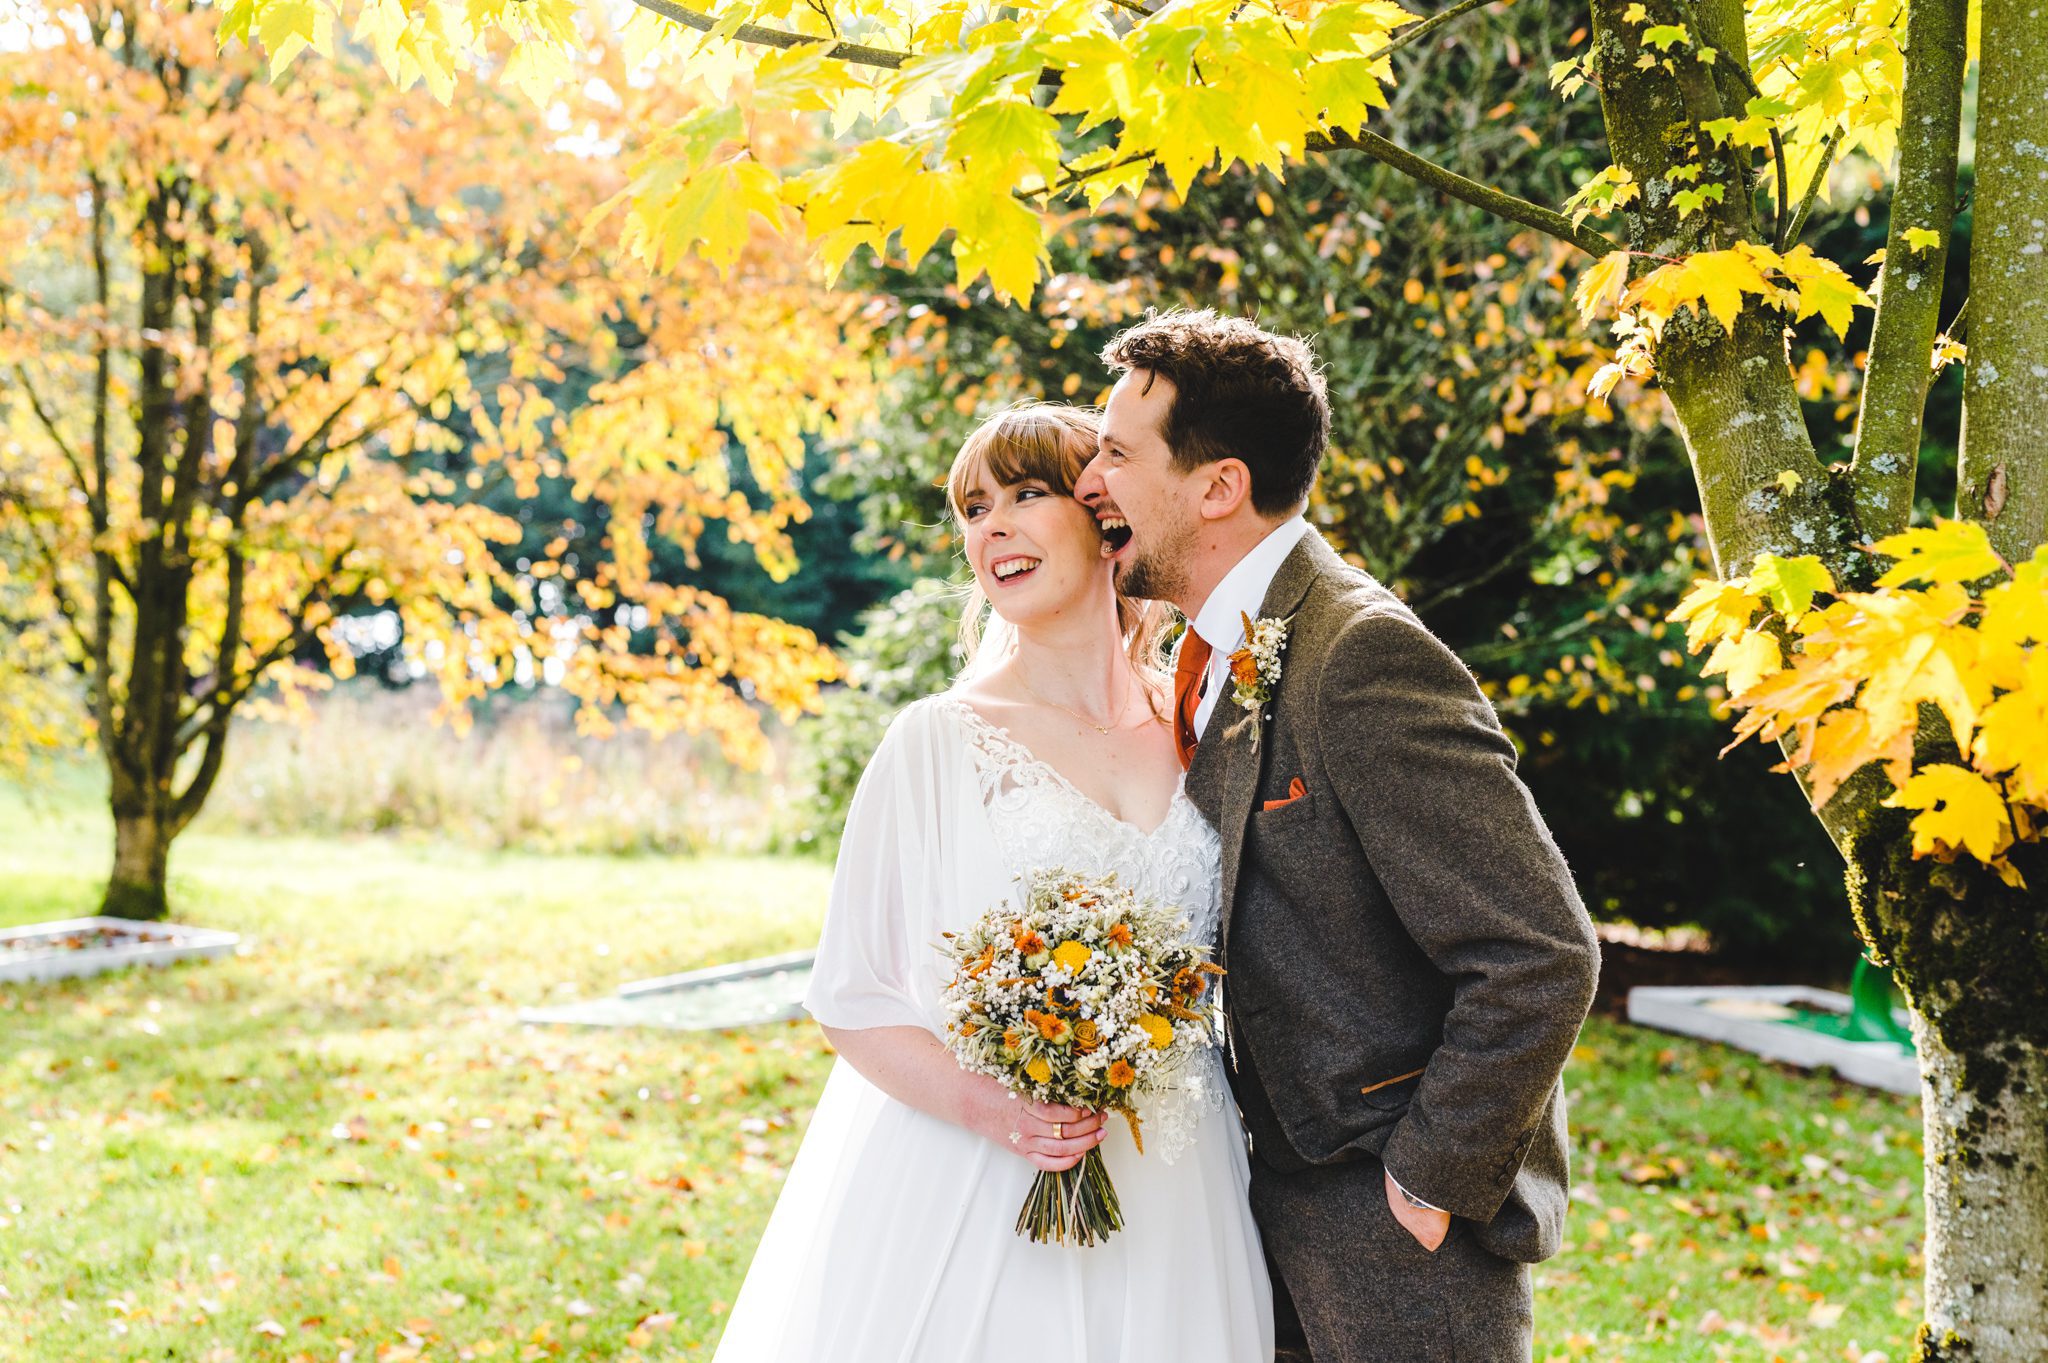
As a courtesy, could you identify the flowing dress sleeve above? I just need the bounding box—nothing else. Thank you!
[802,700,962,1033]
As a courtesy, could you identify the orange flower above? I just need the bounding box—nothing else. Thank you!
[1106,1060,1137,1087]
[1030,1010,1071,1045]
[1174,966,1209,1000]
[1014,930,1047,955]
[966,945,997,978]
[1230,651,1261,687]
[1003,1026,1024,1051]
[1105,922,1134,948]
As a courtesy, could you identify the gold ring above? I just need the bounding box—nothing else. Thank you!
[1054,1122,1064,1140]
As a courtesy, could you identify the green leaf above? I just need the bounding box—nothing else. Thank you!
[950,97,1063,184]
[1747,553,1835,620]
[1642,23,1691,51]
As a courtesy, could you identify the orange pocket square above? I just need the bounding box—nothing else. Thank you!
[1262,777,1307,812]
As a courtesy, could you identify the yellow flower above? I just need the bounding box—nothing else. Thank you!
[1073,1019,1101,1052]
[1052,941,1092,974]
[1025,1056,1052,1085]
[1135,1014,1174,1049]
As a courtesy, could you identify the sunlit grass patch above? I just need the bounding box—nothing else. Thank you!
[2,785,1919,1361]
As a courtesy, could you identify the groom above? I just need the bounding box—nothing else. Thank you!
[1075,310,1600,1363]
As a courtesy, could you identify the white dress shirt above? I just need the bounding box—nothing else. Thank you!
[1189,514,1312,734]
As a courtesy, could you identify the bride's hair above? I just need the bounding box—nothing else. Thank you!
[944,402,1174,702]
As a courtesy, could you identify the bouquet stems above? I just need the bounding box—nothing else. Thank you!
[1015,1146,1123,1246]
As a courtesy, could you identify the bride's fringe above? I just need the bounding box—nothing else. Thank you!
[944,402,1177,716]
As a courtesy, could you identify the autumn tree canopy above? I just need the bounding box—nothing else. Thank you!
[0,0,876,917]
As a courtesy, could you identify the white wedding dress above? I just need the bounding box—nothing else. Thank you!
[711,693,1273,1362]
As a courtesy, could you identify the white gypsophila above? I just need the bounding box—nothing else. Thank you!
[937,867,1222,1122]
[1227,612,1291,714]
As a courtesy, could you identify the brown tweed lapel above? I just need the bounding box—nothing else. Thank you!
[1211,529,1328,962]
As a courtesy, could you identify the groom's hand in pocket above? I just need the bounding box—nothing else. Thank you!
[1383,1166,1451,1252]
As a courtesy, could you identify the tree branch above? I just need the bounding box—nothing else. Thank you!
[1312,127,1619,257]
[12,363,97,507]
[1777,126,1842,250]
[0,483,91,661]
[1360,0,1495,64]
[1848,0,1965,539]
[174,546,352,755]
[626,0,915,69]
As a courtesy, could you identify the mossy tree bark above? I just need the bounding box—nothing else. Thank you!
[1585,0,2047,1353]
[1868,4,2048,1356]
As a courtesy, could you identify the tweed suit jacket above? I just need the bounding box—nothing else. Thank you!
[1183,528,1600,1265]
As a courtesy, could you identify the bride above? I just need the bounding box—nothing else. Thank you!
[711,403,1273,1361]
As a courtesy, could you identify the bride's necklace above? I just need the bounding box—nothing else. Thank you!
[1014,669,1134,735]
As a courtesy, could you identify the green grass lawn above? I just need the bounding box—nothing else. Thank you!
[2,783,1922,1362]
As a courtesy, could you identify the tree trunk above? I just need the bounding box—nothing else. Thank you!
[1850,815,2048,1363]
[1913,1026,2048,1362]
[1958,0,2048,560]
[103,807,172,921]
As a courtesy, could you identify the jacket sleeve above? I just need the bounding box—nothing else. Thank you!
[1316,607,1600,1222]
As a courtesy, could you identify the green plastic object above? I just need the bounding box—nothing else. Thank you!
[1779,958,1915,1049]
[1840,958,1915,1046]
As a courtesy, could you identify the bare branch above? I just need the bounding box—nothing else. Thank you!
[626,0,915,69]
[1778,126,1842,250]
[1358,0,1495,63]
[1312,127,1619,257]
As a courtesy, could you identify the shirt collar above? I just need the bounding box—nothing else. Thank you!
[1190,514,1311,654]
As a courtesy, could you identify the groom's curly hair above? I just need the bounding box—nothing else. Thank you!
[1100,309,1328,516]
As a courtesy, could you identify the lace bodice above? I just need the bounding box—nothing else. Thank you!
[935,695,1230,1162]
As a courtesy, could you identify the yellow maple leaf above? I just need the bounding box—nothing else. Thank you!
[1771,243,1873,336]
[1974,650,2048,803]
[1702,630,1783,696]
[1671,577,1764,652]
[1574,250,1632,326]
[1883,764,2011,864]
[1872,519,2006,588]
[1793,707,1915,808]
[1977,547,2048,657]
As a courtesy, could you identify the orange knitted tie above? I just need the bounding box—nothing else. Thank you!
[1172,631,1214,770]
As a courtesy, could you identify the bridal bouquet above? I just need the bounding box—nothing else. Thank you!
[939,866,1225,1247]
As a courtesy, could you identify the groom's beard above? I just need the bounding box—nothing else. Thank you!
[1113,518,1197,605]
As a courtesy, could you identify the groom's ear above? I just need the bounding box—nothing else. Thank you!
[1195,458,1255,522]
